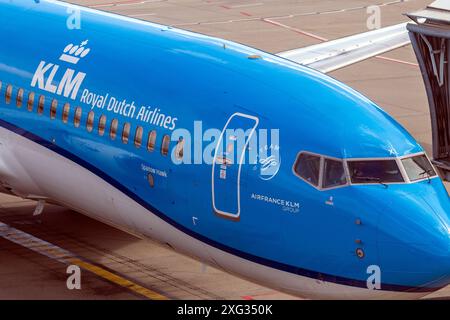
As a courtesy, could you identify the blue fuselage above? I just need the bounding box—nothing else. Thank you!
[1,0,450,296]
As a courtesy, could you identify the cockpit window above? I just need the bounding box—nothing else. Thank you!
[294,153,321,187]
[323,158,347,188]
[348,160,404,184]
[401,154,436,182]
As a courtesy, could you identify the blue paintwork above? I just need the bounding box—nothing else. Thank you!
[0,0,450,293]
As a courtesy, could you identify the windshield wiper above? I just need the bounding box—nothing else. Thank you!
[419,169,434,183]
[355,176,388,188]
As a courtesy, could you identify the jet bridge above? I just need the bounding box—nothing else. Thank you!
[407,1,450,180]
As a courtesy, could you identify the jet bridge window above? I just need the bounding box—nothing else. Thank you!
[5,85,12,104]
[323,158,347,188]
[294,153,321,187]
[401,154,437,182]
[16,88,24,108]
[348,160,404,184]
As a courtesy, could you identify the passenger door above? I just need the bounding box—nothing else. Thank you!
[212,113,259,220]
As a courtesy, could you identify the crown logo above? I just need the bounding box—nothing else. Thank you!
[59,40,91,64]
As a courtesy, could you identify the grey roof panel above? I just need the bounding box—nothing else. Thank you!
[407,0,450,24]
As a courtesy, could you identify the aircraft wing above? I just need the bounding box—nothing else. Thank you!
[277,22,411,73]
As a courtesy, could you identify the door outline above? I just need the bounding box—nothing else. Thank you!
[211,112,259,220]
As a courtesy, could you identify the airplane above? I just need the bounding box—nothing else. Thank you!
[0,0,449,300]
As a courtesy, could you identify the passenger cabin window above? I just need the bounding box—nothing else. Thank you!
[98,115,107,136]
[294,153,321,187]
[86,111,94,132]
[348,160,404,184]
[161,134,170,156]
[50,99,57,119]
[401,154,437,182]
[175,137,184,160]
[62,103,70,123]
[147,130,156,151]
[5,85,12,104]
[37,95,45,114]
[323,158,347,188]
[16,88,24,107]
[147,173,154,188]
[134,126,143,148]
[122,123,130,144]
[74,107,82,127]
[27,92,34,112]
[110,119,118,140]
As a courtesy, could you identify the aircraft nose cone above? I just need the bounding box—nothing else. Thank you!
[377,182,450,290]
[378,224,450,291]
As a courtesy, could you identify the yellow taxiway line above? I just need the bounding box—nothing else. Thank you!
[0,221,168,300]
